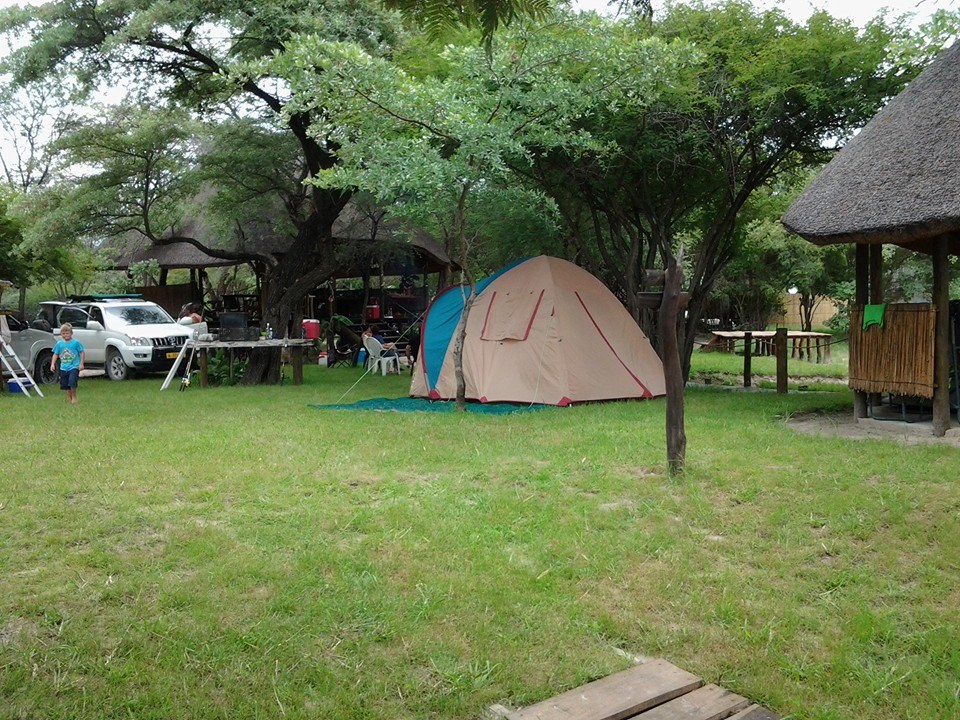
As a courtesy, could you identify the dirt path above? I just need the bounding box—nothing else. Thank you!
[788,411,960,447]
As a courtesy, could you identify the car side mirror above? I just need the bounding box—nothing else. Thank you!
[53,327,61,336]
[86,320,104,331]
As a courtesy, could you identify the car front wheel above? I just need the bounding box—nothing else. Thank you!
[34,350,58,385]
[106,348,129,381]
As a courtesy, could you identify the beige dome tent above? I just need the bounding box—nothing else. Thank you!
[410,256,666,406]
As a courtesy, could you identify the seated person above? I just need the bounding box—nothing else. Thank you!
[178,302,203,324]
[369,325,397,357]
[405,324,421,368]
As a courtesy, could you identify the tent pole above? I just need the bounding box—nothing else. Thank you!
[932,236,951,436]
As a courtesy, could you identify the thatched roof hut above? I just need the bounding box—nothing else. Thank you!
[783,42,960,253]
[111,238,260,270]
[330,203,453,277]
[783,41,960,435]
[110,202,452,276]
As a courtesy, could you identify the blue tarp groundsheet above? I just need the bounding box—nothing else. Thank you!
[312,397,552,414]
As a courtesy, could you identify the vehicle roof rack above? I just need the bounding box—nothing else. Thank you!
[67,293,144,302]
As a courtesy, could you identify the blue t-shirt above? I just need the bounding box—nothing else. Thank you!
[53,338,85,371]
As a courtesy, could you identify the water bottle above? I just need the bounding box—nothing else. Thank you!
[266,323,273,340]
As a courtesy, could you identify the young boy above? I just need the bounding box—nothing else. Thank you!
[51,323,85,404]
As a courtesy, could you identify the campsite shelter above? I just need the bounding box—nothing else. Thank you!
[782,41,960,436]
[327,202,455,325]
[110,201,452,326]
[410,256,666,406]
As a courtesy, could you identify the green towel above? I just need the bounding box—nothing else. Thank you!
[862,303,886,330]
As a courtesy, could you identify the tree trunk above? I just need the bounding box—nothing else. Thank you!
[659,253,686,475]
[932,236,951,437]
[452,289,476,412]
[450,181,474,411]
[241,196,347,384]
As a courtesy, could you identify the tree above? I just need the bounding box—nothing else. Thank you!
[0,73,90,310]
[272,15,685,407]
[528,1,925,378]
[708,172,852,332]
[0,0,560,383]
[0,76,78,194]
[0,0,408,383]
[0,186,98,302]
[0,192,26,285]
[715,216,850,331]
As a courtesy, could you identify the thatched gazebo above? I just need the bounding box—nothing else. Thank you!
[783,42,960,435]
[109,200,453,323]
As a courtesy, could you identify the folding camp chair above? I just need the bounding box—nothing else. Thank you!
[327,336,358,368]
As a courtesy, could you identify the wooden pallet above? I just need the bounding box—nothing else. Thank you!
[504,659,780,720]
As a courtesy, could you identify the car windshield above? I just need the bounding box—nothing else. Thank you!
[104,304,175,326]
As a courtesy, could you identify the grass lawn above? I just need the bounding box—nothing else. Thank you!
[1,360,958,719]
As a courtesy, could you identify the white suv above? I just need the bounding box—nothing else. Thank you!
[42,296,195,381]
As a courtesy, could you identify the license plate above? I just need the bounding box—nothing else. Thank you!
[166,352,179,359]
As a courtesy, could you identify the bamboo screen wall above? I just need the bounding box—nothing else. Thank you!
[849,303,936,398]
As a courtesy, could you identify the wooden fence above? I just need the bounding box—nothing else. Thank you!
[135,283,195,318]
[849,303,936,398]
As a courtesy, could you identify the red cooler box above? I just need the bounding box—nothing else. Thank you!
[302,319,320,339]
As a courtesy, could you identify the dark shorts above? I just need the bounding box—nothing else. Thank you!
[60,368,80,390]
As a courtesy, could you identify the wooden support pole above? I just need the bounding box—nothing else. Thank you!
[775,327,788,395]
[853,244,869,418]
[854,243,870,305]
[659,254,686,475]
[868,243,883,304]
[199,349,209,388]
[743,331,752,388]
[856,244,870,305]
[292,346,304,385]
[932,236,951,436]
[868,243,884,408]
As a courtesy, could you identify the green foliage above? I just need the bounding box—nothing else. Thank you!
[384,0,552,50]
[273,12,686,275]
[825,280,855,334]
[0,192,26,284]
[713,173,853,330]
[0,0,409,377]
[1,188,101,290]
[527,1,930,370]
[13,105,200,253]
[127,259,161,286]
[205,350,247,386]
